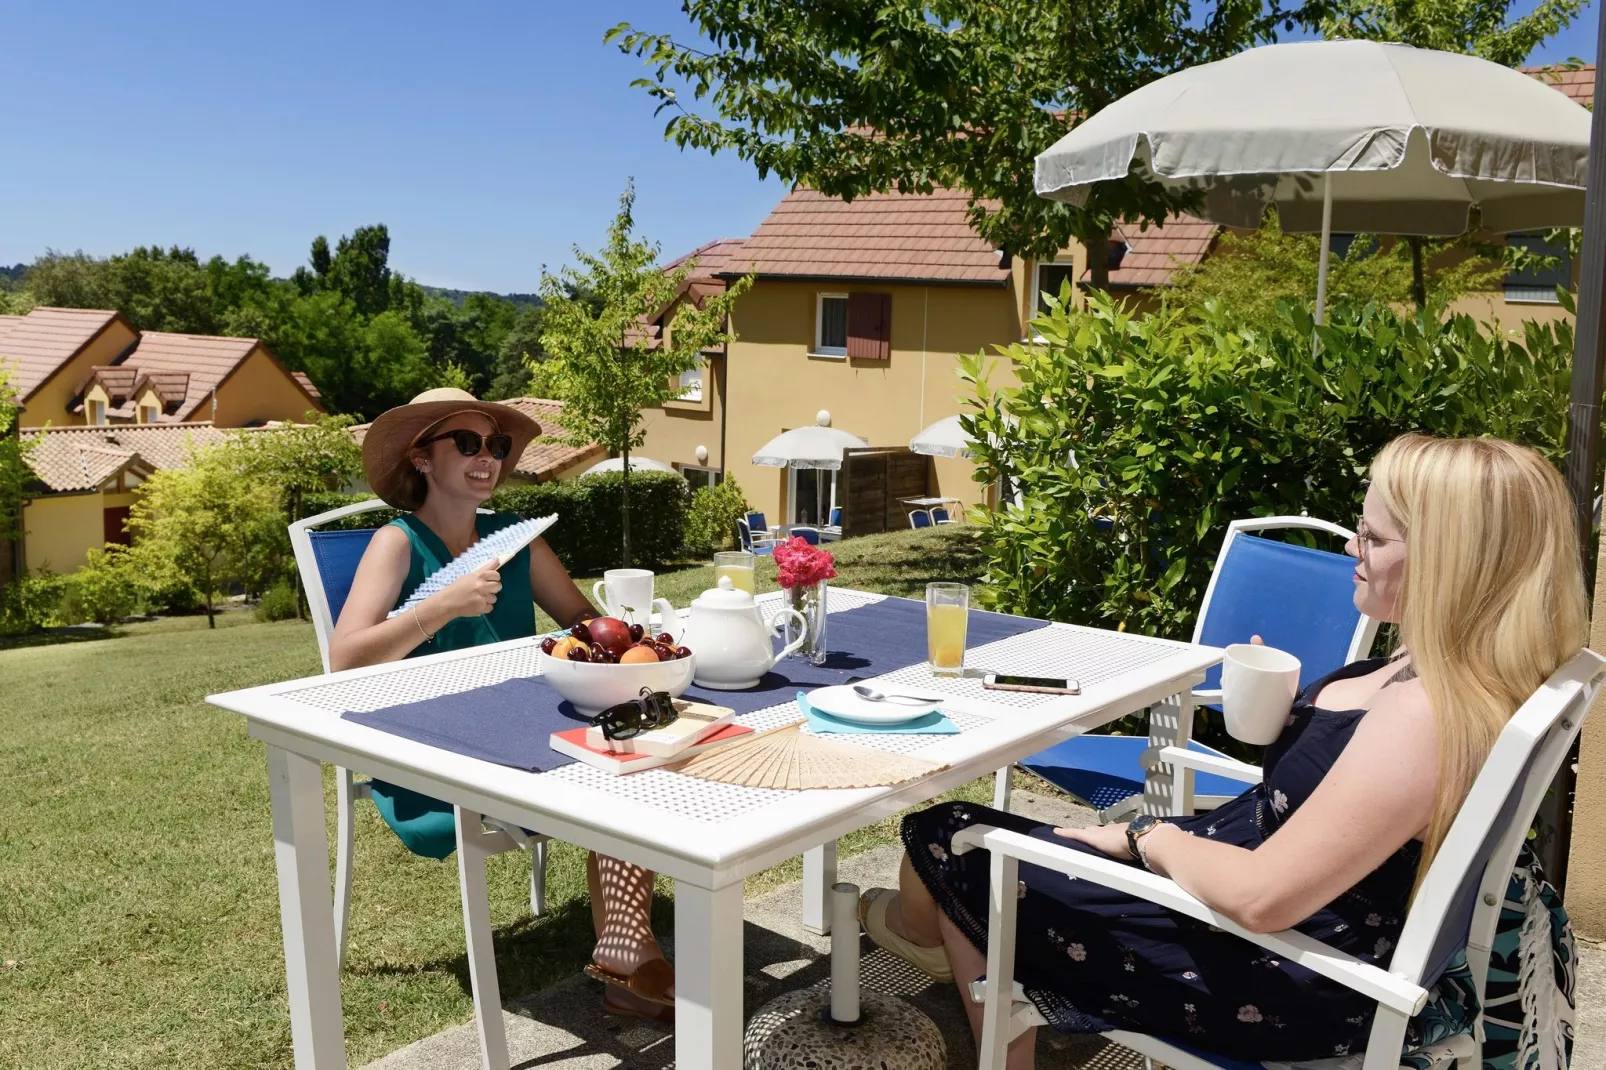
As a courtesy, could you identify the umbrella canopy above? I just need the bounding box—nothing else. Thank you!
[581,456,681,478]
[752,426,869,471]
[910,415,974,459]
[1035,40,1590,237]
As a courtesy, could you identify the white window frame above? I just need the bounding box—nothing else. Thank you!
[679,464,723,491]
[88,399,107,425]
[1031,257,1079,341]
[787,466,839,525]
[814,293,849,358]
[677,364,704,402]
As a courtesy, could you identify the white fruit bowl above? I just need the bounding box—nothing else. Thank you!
[538,650,697,715]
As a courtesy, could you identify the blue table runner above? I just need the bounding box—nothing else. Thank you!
[342,595,1048,772]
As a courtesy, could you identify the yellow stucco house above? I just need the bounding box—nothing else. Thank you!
[0,306,326,575]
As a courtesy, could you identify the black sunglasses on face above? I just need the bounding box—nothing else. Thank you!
[419,429,513,460]
[590,688,679,741]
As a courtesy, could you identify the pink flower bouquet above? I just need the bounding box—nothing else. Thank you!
[773,536,837,590]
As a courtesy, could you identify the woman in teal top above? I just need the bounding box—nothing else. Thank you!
[329,388,674,1023]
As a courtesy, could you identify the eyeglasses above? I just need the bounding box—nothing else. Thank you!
[1355,518,1402,559]
[418,429,513,460]
[589,688,679,741]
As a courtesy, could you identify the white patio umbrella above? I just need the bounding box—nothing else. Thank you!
[1034,40,1591,322]
[910,415,974,459]
[581,456,680,478]
[752,423,869,524]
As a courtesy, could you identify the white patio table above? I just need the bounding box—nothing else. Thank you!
[207,587,1221,1070]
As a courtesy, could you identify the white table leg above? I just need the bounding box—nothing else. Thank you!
[266,745,346,1070]
[456,808,509,1070]
[802,842,838,935]
[675,879,745,1069]
[992,765,1013,811]
[1142,691,1197,817]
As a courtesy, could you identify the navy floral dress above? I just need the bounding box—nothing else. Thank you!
[904,656,1424,1064]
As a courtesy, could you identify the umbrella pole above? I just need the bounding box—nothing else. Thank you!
[1313,173,1333,356]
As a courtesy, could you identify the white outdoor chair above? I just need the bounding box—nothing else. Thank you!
[955,646,1606,1070]
[992,516,1380,821]
[288,498,550,981]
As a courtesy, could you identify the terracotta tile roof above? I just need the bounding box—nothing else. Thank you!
[75,365,140,404]
[727,188,1010,285]
[348,397,605,481]
[291,371,320,400]
[1087,214,1221,288]
[119,332,258,421]
[1527,63,1595,106]
[136,371,191,410]
[24,422,239,493]
[0,307,132,402]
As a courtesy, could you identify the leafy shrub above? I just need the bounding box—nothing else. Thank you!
[0,573,67,635]
[139,576,202,615]
[962,291,1579,644]
[58,547,140,624]
[491,470,689,572]
[683,477,749,555]
[255,580,300,622]
[296,473,689,574]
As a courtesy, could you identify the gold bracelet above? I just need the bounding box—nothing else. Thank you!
[411,604,435,642]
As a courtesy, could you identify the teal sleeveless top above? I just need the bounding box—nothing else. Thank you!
[390,512,538,655]
[369,511,539,860]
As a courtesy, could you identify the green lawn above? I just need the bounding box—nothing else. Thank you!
[0,525,1010,1069]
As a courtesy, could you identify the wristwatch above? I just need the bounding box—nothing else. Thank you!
[1126,815,1163,870]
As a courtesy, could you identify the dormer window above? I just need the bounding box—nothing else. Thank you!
[88,399,107,425]
[139,404,159,424]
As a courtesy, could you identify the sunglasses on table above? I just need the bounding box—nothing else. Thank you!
[589,688,680,741]
[418,429,514,460]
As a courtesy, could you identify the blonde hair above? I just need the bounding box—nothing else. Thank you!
[1370,434,1588,889]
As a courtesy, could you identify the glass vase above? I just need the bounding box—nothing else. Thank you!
[784,579,829,665]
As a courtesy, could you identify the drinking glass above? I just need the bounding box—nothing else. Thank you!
[713,550,757,595]
[926,582,969,677]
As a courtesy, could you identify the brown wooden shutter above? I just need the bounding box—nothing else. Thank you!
[846,293,891,360]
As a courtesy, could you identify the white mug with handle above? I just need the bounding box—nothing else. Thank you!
[1220,643,1302,745]
[592,568,681,640]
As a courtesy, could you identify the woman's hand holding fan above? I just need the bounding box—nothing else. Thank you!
[433,561,502,620]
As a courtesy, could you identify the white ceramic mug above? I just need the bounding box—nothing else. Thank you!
[592,569,679,638]
[1220,643,1302,745]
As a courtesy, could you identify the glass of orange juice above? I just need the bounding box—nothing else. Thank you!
[713,550,757,595]
[926,582,969,677]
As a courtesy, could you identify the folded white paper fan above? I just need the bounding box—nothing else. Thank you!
[387,514,558,618]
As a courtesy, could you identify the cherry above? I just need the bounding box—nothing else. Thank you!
[570,621,593,644]
[656,632,675,645]
[628,623,645,643]
[654,643,677,662]
[673,646,692,660]
[540,637,557,656]
[565,646,590,662]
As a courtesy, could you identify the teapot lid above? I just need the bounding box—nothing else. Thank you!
[694,575,758,608]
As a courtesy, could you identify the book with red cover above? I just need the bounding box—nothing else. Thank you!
[550,721,754,775]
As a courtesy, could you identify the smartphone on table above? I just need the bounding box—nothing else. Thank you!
[982,673,1080,695]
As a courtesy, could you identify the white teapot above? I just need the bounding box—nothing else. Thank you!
[682,577,808,689]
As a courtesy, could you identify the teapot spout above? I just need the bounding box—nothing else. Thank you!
[651,597,684,643]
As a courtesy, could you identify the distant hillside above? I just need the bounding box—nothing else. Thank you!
[420,284,542,310]
[0,264,25,284]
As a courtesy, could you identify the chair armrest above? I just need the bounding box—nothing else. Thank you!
[950,825,1428,1016]
[1142,745,1264,786]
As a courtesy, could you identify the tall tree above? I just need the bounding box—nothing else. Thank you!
[327,224,395,317]
[538,183,751,566]
[0,370,36,594]
[608,0,1315,287]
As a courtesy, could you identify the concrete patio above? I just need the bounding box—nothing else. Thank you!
[361,789,1606,1070]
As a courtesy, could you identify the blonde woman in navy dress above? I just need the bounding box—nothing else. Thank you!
[860,435,1588,1067]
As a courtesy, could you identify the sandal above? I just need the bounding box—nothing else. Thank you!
[584,958,676,1008]
[601,987,675,1026]
[858,887,954,983]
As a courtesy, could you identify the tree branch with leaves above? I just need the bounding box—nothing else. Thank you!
[537,183,752,567]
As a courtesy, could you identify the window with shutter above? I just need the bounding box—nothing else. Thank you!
[847,292,891,359]
[815,294,849,356]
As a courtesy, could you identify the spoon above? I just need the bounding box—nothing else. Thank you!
[852,684,944,705]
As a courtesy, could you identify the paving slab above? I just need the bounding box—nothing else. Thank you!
[361,790,1605,1069]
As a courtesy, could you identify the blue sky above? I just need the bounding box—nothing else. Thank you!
[0,2,1598,294]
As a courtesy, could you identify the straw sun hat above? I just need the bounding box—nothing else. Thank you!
[361,388,540,511]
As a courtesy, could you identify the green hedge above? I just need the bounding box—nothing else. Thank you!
[299,470,689,574]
